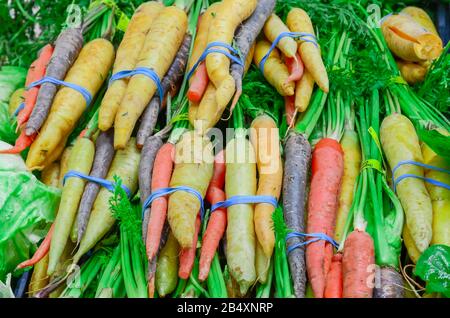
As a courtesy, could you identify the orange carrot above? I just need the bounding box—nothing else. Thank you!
[306,138,344,298]
[199,150,226,281]
[342,230,375,298]
[285,96,296,127]
[187,62,209,103]
[0,131,36,154]
[16,224,54,269]
[17,44,54,127]
[285,53,304,83]
[179,215,201,279]
[145,143,175,260]
[324,253,343,298]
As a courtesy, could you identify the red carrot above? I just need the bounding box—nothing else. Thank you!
[343,230,375,298]
[198,150,226,281]
[0,131,36,154]
[285,96,296,127]
[16,224,54,269]
[324,253,343,298]
[179,215,201,279]
[17,44,54,127]
[285,53,304,83]
[145,143,176,260]
[187,62,209,103]
[306,138,344,298]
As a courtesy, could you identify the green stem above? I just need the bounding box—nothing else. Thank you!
[172,279,187,298]
[207,253,227,298]
[131,234,147,297]
[256,260,273,298]
[232,102,245,129]
[120,230,138,297]
[15,0,37,23]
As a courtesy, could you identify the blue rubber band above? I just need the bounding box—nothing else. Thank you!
[13,102,25,117]
[285,232,339,254]
[186,41,244,80]
[63,170,132,197]
[142,186,205,221]
[28,76,92,106]
[392,160,450,192]
[259,31,318,75]
[210,195,278,212]
[109,67,164,105]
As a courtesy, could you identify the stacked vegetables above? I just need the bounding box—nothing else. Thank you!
[382,7,443,85]
[0,0,449,299]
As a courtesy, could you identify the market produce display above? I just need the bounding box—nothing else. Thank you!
[0,0,449,299]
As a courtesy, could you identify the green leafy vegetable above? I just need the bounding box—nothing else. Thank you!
[109,176,147,298]
[0,170,60,281]
[414,245,450,298]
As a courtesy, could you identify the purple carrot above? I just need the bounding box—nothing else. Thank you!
[76,129,114,244]
[26,27,83,136]
[282,131,311,298]
[230,0,276,109]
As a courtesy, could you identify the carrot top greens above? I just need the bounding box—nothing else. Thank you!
[109,176,147,298]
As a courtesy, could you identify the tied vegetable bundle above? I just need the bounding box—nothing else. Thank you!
[1,0,449,300]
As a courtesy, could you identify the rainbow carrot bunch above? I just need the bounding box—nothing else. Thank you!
[253,8,329,127]
[188,0,259,134]
[3,0,450,300]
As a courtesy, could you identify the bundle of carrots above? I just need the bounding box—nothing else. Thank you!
[253,8,329,127]
[1,0,449,300]
[382,7,443,85]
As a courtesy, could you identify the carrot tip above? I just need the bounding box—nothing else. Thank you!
[187,91,202,103]
[198,267,208,282]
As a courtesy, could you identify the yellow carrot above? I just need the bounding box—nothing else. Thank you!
[225,133,257,294]
[194,43,255,134]
[188,3,222,72]
[187,3,221,113]
[380,113,432,252]
[49,240,76,298]
[294,68,315,112]
[155,232,180,297]
[254,40,294,96]
[41,162,61,188]
[421,143,450,246]
[114,6,187,149]
[99,2,163,131]
[26,39,114,169]
[59,145,73,188]
[249,115,282,258]
[188,101,199,128]
[168,131,214,248]
[397,60,428,84]
[263,14,298,58]
[400,6,439,36]
[73,138,141,264]
[28,254,50,296]
[41,136,68,170]
[286,8,329,93]
[255,235,270,284]
[48,137,95,275]
[381,14,442,62]
[206,0,257,113]
[334,130,361,243]
[194,83,218,135]
[403,226,421,263]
